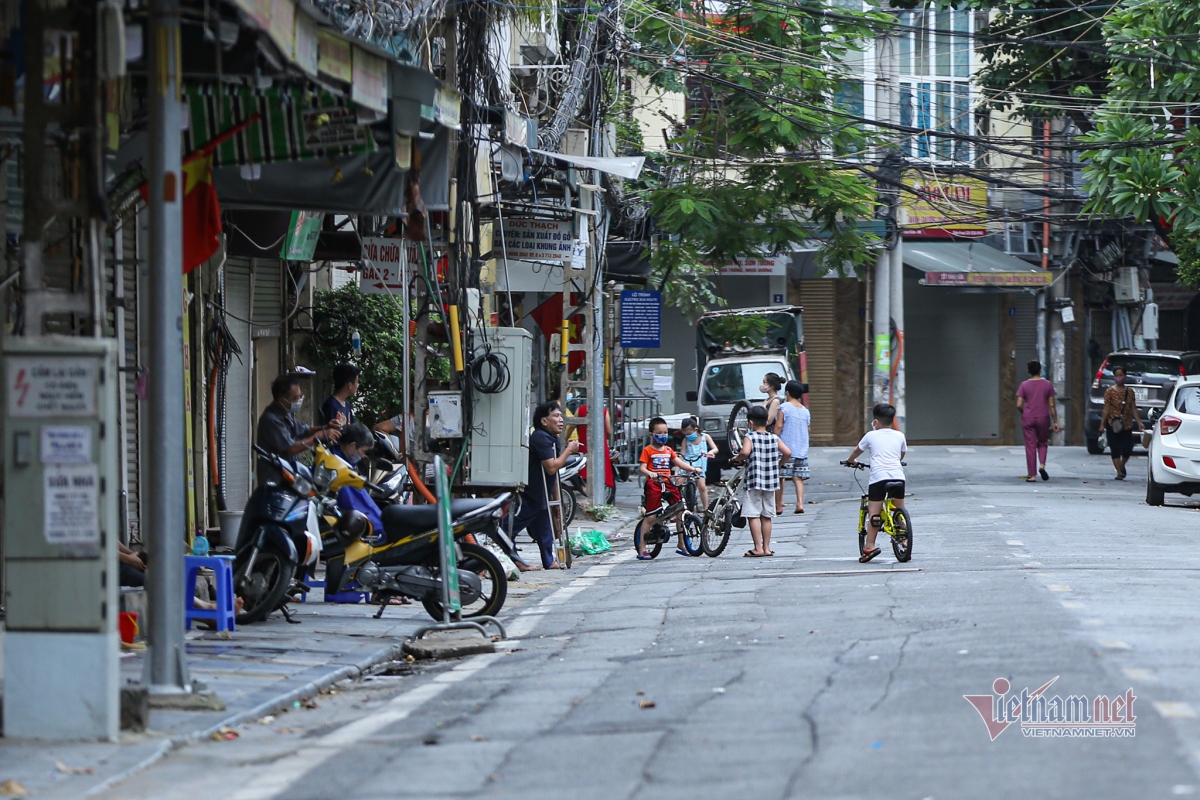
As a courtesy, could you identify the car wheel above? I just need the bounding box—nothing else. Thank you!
[1086,437,1104,455]
[1146,466,1166,507]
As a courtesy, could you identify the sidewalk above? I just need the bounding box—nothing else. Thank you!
[0,508,636,800]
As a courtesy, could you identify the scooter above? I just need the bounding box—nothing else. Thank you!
[312,445,514,621]
[233,446,327,623]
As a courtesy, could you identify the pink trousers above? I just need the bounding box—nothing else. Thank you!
[1022,417,1050,476]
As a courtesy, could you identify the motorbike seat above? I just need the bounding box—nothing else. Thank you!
[381,498,496,536]
[563,453,585,470]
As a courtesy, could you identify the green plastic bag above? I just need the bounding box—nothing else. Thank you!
[569,529,612,556]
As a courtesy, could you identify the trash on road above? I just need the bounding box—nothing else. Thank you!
[54,762,93,775]
[639,699,656,709]
[211,726,240,741]
[570,528,612,556]
[0,780,28,796]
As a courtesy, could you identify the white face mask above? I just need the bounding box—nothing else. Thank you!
[290,398,304,414]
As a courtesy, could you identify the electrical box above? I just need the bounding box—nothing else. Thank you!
[3,337,120,740]
[626,358,677,415]
[1114,267,1143,304]
[470,327,533,486]
[428,392,464,439]
[1142,302,1160,341]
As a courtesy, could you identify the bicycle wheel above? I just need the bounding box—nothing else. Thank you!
[647,524,664,559]
[704,501,733,557]
[727,400,753,454]
[680,512,704,556]
[683,479,699,512]
[891,507,913,562]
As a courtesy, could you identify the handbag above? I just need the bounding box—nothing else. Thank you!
[1109,388,1131,434]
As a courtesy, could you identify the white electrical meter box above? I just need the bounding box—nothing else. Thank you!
[428,392,464,438]
[471,327,533,486]
[3,337,120,741]
[1114,267,1143,304]
[625,358,676,415]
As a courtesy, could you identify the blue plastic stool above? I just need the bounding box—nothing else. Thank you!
[184,555,236,632]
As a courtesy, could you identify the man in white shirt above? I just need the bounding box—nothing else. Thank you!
[845,403,907,563]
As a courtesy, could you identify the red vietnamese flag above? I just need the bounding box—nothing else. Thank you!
[138,151,222,274]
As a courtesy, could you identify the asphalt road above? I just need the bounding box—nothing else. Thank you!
[100,446,1200,800]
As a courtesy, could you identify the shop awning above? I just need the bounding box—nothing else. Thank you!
[905,241,1052,288]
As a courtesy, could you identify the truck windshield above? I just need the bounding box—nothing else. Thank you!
[701,362,782,405]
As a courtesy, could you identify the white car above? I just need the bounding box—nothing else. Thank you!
[1146,376,1200,505]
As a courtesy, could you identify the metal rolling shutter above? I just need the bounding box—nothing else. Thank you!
[1013,293,1038,370]
[224,259,254,509]
[251,260,284,338]
[793,280,837,446]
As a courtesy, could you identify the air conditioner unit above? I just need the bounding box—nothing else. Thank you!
[1114,267,1143,304]
[520,30,558,63]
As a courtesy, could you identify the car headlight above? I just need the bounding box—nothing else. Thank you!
[702,418,721,432]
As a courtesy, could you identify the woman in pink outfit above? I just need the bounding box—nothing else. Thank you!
[1016,360,1060,482]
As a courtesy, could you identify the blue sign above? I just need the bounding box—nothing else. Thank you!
[620,290,662,349]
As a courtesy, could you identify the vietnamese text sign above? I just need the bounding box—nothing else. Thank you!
[41,426,92,464]
[902,172,989,238]
[43,465,99,544]
[620,290,662,349]
[359,237,409,294]
[499,218,573,262]
[281,210,324,261]
[923,271,1053,287]
[717,257,788,276]
[7,358,96,417]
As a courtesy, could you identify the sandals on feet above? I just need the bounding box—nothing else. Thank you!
[1039,467,1050,481]
[859,547,882,563]
[744,550,766,558]
[636,553,653,560]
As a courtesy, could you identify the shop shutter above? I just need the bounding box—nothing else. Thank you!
[1013,293,1038,370]
[224,259,254,509]
[792,280,837,446]
[251,260,284,338]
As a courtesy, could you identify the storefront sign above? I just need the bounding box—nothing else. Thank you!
[301,106,370,149]
[352,48,388,113]
[7,359,96,417]
[267,0,296,60]
[293,11,318,76]
[717,256,788,276]
[499,218,573,262]
[621,290,662,349]
[923,271,1053,287]
[233,0,272,29]
[281,211,324,261]
[318,30,353,83]
[902,172,988,238]
[435,86,462,129]
[359,237,419,294]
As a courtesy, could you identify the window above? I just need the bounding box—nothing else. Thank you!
[1174,387,1200,416]
[1103,356,1180,378]
[899,9,974,163]
[701,362,787,405]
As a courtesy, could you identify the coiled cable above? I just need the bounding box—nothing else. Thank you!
[468,344,511,395]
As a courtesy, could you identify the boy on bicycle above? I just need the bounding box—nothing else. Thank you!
[845,403,907,563]
[636,417,702,560]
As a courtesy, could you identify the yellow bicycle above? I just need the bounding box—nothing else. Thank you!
[841,461,913,563]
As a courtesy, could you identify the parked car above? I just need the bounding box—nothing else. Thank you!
[1086,350,1200,454]
[1145,376,1200,505]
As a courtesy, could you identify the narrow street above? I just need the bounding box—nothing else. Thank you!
[92,446,1200,800]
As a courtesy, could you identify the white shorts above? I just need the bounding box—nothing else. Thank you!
[740,488,777,519]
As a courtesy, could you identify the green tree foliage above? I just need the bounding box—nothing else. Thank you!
[305,286,409,425]
[1079,1,1200,283]
[623,0,884,316]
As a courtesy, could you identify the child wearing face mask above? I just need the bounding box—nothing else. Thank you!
[636,417,702,559]
[680,417,718,508]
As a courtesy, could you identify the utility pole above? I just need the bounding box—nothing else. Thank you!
[889,208,906,430]
[144,0,191,695]
[587,174,606,507]
[872,25,900,407]
[1043,119,1066,446]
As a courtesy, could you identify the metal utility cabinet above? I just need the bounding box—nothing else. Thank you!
[470,328,533,485]
[3,337,120,740]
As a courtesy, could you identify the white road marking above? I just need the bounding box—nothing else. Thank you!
[1155,702,1198,719]
[986,513,1004,519]
[1047,584,1072,592]
[1006,540,1025,546]
[1098,639,1131,650]
[228,550,629,800]
[1124,667,1159,682]
[1061,601,1084,609]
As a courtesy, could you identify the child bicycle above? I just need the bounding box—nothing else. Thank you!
[699,460,747,557]
[840,461,913,563]
[637,474,706,559]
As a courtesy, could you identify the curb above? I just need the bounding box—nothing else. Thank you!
[82,643,404,797]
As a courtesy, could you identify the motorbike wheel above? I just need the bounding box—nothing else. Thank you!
[235,547,296,624]
[562,488,577,528]
[421,542,508,621]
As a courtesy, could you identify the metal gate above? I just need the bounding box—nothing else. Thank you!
[612,396,661,470]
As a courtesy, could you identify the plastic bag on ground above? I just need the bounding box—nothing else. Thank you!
[481,539,521,581]
[569,529,612,556]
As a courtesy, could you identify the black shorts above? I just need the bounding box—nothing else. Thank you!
[1107,427,1135,459]
[868,480,906,502]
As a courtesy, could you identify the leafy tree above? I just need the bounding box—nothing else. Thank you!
[1079,1,1200,284]
[305,285,450,425]
[623,0,885,317]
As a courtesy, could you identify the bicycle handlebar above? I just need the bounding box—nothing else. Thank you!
[841,460,907,469]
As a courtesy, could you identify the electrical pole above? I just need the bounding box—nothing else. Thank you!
[889,208,906,429]
[144,0,191,695]
[872,25,900,407]
[588,173,606,507]
[1044,119,1066,446]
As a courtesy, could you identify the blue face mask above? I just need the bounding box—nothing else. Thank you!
[686,432,700,441]
[652,433,669,445]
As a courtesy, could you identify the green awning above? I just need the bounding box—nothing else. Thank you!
[182,84,378,168]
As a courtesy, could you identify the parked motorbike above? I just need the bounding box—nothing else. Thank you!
[233,446,325,624]
[559,453,587,527]
[313,445,514,621]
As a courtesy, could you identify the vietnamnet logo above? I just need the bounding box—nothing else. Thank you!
[964,677,1136,740]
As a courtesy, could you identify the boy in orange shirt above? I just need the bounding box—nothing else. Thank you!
[636,417,702,559]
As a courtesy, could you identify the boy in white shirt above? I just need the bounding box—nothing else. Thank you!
[845,403,907,563]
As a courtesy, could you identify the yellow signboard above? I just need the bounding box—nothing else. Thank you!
[901,171,988,239]
[318,30,353,83]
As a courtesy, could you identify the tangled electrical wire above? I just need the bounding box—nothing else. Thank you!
[206,291,243,512]
[468,344,512,395]
[315,0,447,54]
